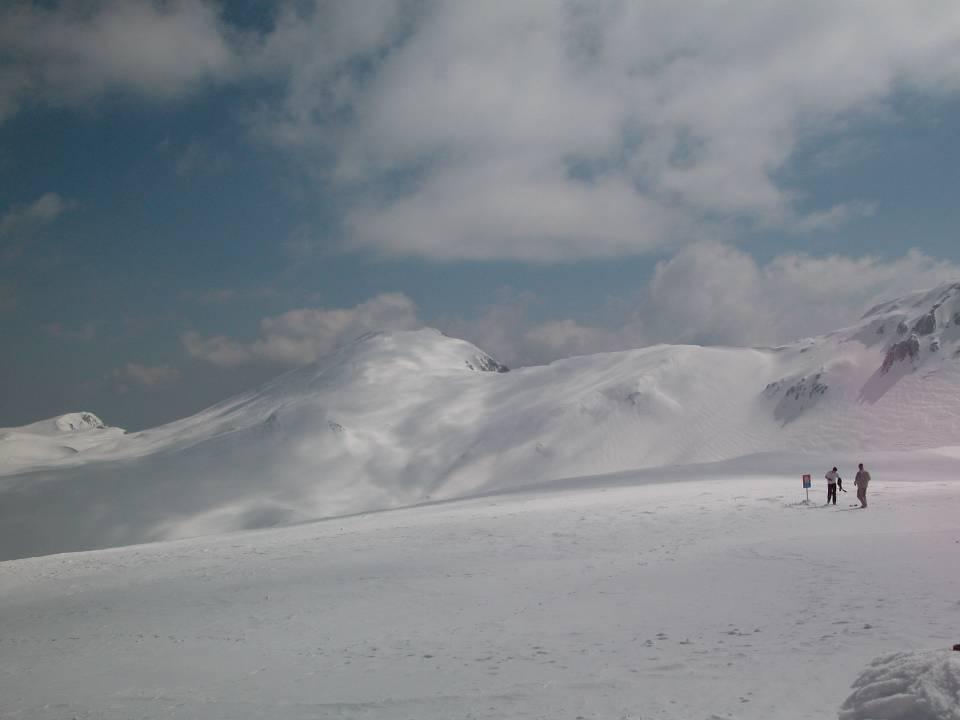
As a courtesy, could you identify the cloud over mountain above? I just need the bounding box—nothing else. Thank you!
[183,292,421,366]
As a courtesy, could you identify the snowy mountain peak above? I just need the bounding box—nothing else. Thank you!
[3,288,960,560]
[307,328,509,377]
[855,281,960,343]
[1,411,112,437]
[0,411,124,480]
[832,281,960,372]
[860,280,960,321]
[54,412,107,432]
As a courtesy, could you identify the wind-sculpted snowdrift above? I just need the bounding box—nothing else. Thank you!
[839,650,960,720]
[3,283,960,559]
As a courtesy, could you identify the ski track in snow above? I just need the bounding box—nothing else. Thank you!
[2,467,958,720]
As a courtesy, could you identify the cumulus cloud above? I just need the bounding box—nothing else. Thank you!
[791,201,878,233]
[181,332,248,366]
[0,193,71,237]
[183,292,421,366]
[114,363,181,388]
[173,140,230,176]
[178,247,960,370]
[0,0,241,122]
[106,363,181,395]
[253,1,960,261]
[444,246,960,365]
[1,192,74,262]
[441,298,633,368]
[8,4,959,262]
[643,243,960,347]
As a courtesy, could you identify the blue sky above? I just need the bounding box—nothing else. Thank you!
[3,0,960,430]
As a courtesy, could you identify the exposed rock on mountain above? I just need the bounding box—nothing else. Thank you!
[882,334,921,373]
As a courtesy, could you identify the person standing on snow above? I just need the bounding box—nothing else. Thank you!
[854,463,871,508]
[825,467,841,505]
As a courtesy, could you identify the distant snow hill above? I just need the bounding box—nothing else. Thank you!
[3,282,960,560]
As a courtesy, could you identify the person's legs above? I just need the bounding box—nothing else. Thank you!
[857,487,867,508]
[828,484,836,504]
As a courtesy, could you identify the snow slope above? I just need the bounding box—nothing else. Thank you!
[0,412,123,475]
[3,282,960,559]
[2,448,958,720]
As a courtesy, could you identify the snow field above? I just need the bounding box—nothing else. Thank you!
[2,456,958,720]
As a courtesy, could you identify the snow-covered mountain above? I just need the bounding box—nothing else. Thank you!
[0,411,122,474]
[3,282,960,560]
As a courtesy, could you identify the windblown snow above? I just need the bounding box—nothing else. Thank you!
[3,284,960,559]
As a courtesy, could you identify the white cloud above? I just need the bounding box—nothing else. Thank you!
[107,363,181,395]
[1,193,74,262]
[446,245,960,364]
[441,299,632,368]
[7,4,959,262]
[180,248,960,369]
[181,332,250,367]
[0,193,71,237]
[114,363,181,388]
[620,244,960,348]
[344,165,690,261]
[173,140,230,176]
[0,0,241,122]
[183,292,421,366]
[255,1,960,261]
[791,201,878,233]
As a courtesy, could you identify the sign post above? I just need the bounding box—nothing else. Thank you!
[802,474,811,504]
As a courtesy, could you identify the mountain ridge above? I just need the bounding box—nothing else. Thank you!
[2,283,960,560]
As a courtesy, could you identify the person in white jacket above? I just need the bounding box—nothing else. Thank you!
[825,467,841,505]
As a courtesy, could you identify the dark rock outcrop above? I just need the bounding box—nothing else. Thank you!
[881,334,921,373]
[912,311,936,336]
[466,354,510,373]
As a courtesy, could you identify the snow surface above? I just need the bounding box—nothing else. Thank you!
[2,284,960,718]
[3,284,960,559]
[0,412,122,476]
[840,650,960,720]
[1,449,958,719]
